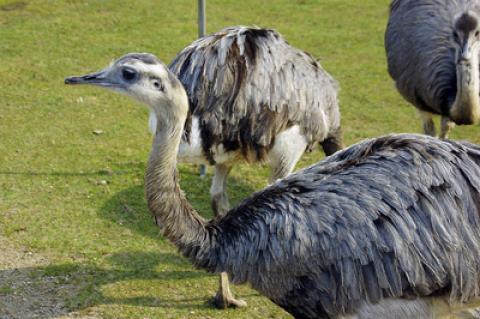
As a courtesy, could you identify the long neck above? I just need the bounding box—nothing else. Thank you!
[451,52,480,124]
[145,104,213,265]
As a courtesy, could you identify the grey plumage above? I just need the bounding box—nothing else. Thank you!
[169,26,342,162]
[385,0,480,137]
[154,131,480,318]
[67,54,480,319]
[191,134,480,318]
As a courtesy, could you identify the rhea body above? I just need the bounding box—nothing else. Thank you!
[385,0,480,138]
[66,53,480,319]
[155,26,342,216]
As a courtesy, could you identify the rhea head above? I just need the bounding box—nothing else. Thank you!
[453,11,480,64]
[65,53,189,128]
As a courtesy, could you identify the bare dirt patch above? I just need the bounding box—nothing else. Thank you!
[0,235,97,319]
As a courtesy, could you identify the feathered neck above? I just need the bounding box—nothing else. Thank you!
[145,98,213,265]
[451,47,480,124]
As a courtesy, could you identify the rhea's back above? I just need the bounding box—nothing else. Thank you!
[199,134,480,318]
[169,26,340,162]
[386,0,480,114]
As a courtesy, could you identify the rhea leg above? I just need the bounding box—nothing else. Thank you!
[210,164,232,216]
[439,116,455,139]
[210,164,246,308]
[419,110,436,136]
[214,272,246,308]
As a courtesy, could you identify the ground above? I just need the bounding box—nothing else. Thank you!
[1,0,480,318]
[0,234,92,318]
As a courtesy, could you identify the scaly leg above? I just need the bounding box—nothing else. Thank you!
[418,110,436,137]
[214,272,247,308]
[210,164,232,216]
[210,164,246,308]
[439,116,455,139]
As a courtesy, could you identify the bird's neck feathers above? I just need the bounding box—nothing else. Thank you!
[451,42,480,125]
[145,95,214,264]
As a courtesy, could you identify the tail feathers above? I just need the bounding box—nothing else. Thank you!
[320,127,343,156]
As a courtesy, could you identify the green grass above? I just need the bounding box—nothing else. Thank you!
[1,0,480,318]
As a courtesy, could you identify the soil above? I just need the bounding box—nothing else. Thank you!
[0,235,97,319]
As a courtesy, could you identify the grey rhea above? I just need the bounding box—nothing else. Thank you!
[385,0,480,139]
[150,25,342,307]
[152,26,343,214]
[66,53,480,319]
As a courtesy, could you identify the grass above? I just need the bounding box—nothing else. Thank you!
[1,0,480,318]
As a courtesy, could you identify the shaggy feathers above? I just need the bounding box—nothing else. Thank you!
[182,134,480,318]
[385,0,480,116]
[169,26,341,163]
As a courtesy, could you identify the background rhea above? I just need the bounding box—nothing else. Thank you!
[386,0,480,138]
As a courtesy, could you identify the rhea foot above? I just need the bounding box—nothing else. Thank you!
[213,272,247,309]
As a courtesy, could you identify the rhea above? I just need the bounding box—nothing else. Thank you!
[66,53,480,318]
[162,26,342,216]
[385,0,480,138]
[140,26,342,308]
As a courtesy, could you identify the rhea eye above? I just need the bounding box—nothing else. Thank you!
[476,30,480,38]
[122,68,137,81]
[153,80,164,91]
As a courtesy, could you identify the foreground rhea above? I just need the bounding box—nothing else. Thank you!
[66,53,480,319]
[385,0,480,138]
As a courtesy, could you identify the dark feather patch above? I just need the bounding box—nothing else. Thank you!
[455,12,479,34]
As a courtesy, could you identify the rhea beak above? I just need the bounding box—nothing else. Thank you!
[458,37,475,63]
[65,69,120,88]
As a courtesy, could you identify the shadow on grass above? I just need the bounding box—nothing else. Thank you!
[0,251,219,318]
[65,169,258,314]
[98,170,257,240]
